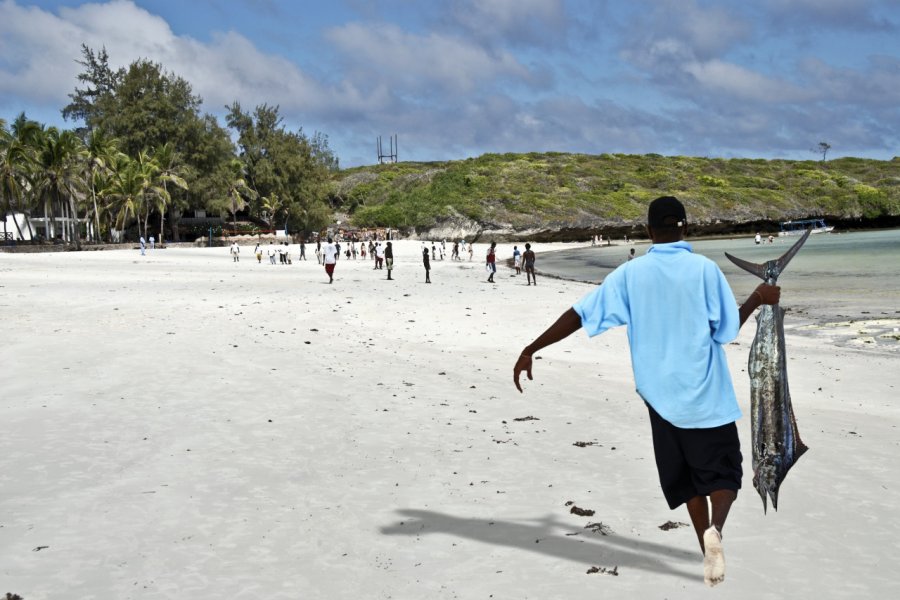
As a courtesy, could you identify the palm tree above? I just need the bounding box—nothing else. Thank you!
[101,153,145,239]
[80,128,118,243]
[225,158,256,233]
[261,192,283,230]
[6,114,43,239]
[135,150,160,240]
[0,122,31,241]
[152,143,188,245]
[33,127,85,248]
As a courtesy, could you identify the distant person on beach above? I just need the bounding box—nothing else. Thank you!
[486,241,497,283]
[375,242,385,269]
[627,248,636,261]
[522,243,536,285]
[513,246,522,275]
[268,242,276,265]
[513,196,782,588]
[385,241,394,280]
[755,233,762,245]
[149,236,155,250]
[768,235,774,244]
[139,236,146,256]
[231,242,240,262]
[254,242,262,263]
[468,243,474,261]
[422,246,431,283]
[299,241,306,260]
[323,237,338,283]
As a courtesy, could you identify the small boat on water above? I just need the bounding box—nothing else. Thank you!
[779,218,834,236]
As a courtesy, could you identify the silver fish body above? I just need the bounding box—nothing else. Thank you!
[725,230,811,512]
[747,300,808,511]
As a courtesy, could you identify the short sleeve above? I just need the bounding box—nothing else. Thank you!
[572,267,630,337]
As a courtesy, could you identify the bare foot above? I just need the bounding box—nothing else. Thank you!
[703,526,725,587]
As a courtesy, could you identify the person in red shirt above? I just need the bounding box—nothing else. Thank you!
[486,241,497,283]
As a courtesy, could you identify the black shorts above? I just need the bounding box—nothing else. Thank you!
[646,403,742,509]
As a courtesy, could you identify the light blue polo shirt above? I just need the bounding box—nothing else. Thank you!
[572,241,741,429]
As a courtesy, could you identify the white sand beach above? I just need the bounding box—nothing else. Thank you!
[1,241,898,599]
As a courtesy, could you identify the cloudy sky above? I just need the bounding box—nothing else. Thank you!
[1,0,898,166]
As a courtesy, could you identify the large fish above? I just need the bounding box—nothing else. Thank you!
[725,230,810,512]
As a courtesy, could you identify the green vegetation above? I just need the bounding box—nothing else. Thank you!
[331,153,900,233]
[1,45,336,245]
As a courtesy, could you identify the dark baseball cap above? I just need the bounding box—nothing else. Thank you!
[648,196,686,228]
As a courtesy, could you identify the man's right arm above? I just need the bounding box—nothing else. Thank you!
[514,308,582,392]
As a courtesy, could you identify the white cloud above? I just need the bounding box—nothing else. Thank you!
[0,0,896,163]
[799,56,900,107]
[325,22,532,95]
[684,59,810,103]
[0,0,367,122]
[625,0,752,61]
[762,0,898,31]
[445,0,567,46]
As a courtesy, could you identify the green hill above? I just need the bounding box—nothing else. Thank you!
[329,152,900,240]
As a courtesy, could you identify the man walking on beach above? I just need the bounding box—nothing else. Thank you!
[323,237,338,283]
[422,245,431,283]
[139,236,146,256]
[512,196,781,587]
[522,243,536,285]
[230,241,240,262]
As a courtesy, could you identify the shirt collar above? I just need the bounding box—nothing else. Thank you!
[648,240,693,254]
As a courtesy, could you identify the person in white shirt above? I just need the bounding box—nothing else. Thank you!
[323,237,338,283]
[375,242,385,269]
[230,242,240,262]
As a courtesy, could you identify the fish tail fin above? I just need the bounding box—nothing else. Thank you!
[773,228,812,275]
[725,228,812,282]
[724,251,768,280]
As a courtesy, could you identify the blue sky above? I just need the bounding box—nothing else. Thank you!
[1,0,898,166]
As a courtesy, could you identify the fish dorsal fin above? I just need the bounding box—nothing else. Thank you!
[725,228,812,283]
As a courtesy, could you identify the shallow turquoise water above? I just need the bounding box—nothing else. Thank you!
[536,229,900,323]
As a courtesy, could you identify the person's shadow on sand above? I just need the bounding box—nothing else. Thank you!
[381,509,700,582]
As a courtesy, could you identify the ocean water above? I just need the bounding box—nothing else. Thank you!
[536,229,900,325]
